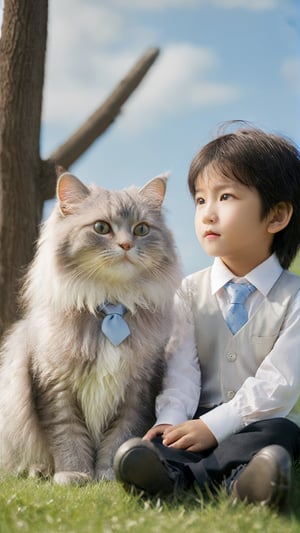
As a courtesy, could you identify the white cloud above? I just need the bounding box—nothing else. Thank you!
[43,38,239,133]
[43,49,137,123]
[49,0,124,48]
[213,0,278,10]
[120,43,239,131]
[109,0,278,11]
[43,1,139,124]
[46,1,127,83]
[42,2,239,133]
[281,57,300,93]
[43,0,159,125]
[110,0,201,9]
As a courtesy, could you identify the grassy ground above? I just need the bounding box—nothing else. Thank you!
[1,414,300,533]
[1,374,299,532]
[1,332,300,532]
[1,399,300,532]
[0,468,299,533]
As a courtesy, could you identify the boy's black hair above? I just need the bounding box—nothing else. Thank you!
[188,125,300,269]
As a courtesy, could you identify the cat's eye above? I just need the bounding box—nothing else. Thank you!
[133,223,150,236]
[94,221,111,235]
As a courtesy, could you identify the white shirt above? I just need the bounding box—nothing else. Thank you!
[155,254,300,443]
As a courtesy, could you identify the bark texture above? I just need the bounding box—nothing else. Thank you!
[0,0,48,336]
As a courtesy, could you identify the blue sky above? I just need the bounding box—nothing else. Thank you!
[2,0,300,274]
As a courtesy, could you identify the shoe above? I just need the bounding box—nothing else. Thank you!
[230,444,291,508]
[113,437,175,495]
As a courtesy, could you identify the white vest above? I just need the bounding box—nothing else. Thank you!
[183,268,300,410]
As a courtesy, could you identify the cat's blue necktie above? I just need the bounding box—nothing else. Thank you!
[224,281,256,335]
[98,302,130,346]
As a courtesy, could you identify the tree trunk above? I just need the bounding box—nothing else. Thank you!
[0,0,48,337]
[0,0,159,341]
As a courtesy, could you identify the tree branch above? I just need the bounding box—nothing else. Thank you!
[49,47,160,171]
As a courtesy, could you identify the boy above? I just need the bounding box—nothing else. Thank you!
[114,126,300,508]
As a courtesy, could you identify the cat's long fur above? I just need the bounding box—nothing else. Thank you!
[0,173,181,484]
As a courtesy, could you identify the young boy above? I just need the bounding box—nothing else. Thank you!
[114,126,300,508]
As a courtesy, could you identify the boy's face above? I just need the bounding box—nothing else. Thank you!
[194,166,274,276]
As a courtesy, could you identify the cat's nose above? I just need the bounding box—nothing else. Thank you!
[119,242,133,251]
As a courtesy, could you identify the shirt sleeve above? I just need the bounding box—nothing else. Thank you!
[201,288,300,443]
[155,281,201,426]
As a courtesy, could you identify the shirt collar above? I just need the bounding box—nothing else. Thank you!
[211,254,283,296]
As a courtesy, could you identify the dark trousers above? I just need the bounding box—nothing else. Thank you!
[152,418,300,490]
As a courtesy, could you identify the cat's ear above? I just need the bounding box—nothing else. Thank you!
[57,173,90,216]
[139,173,169,208]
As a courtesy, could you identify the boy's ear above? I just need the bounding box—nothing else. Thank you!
[267,202,293,234]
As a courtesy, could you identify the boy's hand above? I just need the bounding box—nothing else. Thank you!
[162,419,217,452]
[143,424,173,441]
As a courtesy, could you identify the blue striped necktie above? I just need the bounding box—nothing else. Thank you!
[224,282,255,335]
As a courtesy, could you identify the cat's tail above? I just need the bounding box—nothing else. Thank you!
[0,321,51,474]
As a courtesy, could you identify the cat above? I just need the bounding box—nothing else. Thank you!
[0,172,181,485]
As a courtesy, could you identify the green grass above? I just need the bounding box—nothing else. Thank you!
[1,394,300,532]
[1,401,299,532]
[1,404,299,532]
[0,471,299,533]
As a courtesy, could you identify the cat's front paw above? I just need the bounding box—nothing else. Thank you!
[54,471,93,486]
[28,463,53,479]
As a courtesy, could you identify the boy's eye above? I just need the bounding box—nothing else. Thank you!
[94,221,111,234]
[196,197,205,205]
[134,223,150,236]
[220,193,232,201]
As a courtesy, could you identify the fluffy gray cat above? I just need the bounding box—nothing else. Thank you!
[0,173,181,485]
